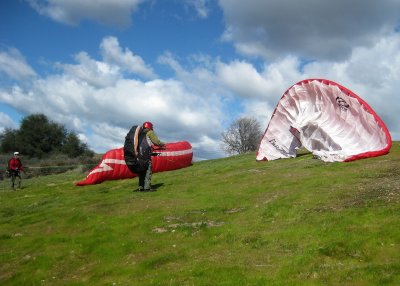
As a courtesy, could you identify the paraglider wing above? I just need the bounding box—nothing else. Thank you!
[152,141,193,172]
[256,79,392,162]
[76,141,193,186]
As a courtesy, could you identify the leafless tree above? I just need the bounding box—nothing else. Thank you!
[221,117,262,155]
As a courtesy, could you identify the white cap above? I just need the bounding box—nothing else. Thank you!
[14,152,19,155]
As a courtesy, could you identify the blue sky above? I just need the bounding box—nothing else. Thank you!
[1,0,399,160]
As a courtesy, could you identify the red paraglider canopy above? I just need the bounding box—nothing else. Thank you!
[76,141,193,186]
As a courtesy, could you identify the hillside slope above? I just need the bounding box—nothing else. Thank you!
[1,142,399,285]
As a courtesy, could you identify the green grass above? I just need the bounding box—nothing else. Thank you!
[1,142,399,285]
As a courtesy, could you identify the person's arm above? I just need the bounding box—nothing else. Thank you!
[147,130,165,146]
[18,159,24,172]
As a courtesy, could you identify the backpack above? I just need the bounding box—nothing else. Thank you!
[124,125,151,173]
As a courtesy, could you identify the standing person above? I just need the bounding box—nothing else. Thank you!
[124,121,165,192]
[8,152,24,190]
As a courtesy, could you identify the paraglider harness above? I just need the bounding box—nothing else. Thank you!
[123,125,165,173]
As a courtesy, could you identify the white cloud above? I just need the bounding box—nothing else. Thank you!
[100,37,156,79]
[0,47,36,80]
[58,51,121,88]
[218,0,400,61]
[27,0,144,27]
[0,112,17,132]
[55,37,155,87]
[216,60,268,98]
[185,0,210,19]
[0,40,226,159]
[216,56,303,100]
[192,135,224,161]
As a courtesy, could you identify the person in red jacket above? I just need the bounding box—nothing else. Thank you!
[8,152,24,190]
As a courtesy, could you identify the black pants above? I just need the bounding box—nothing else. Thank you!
[137,160,152,190]
[10,170,21,189]
[125,156,152,190]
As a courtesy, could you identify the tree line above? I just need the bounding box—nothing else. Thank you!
[0,114,94,158]
[1,113,262,159]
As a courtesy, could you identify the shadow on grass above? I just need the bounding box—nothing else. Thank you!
[132,183,164,192]
[152,183,164,190]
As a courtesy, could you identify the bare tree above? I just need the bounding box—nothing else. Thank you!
[221,117,262,155]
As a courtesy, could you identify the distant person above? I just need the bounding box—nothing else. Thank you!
[8,152,24,190]
[124,121,165,192]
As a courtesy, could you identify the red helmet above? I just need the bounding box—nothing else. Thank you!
[143,121,153,130]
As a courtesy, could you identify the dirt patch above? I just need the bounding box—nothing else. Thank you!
[224,207,245,214]
[152,220,224,233]
[344,186,400,208]
[307,185,400,214]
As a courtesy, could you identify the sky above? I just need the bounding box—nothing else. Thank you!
[0,0,399,160]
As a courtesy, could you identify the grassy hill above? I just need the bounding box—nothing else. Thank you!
[1,142,399,285]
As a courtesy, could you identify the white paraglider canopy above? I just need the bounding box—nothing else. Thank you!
[256,79,392,162]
